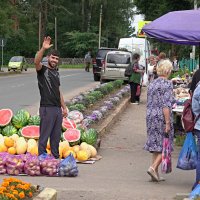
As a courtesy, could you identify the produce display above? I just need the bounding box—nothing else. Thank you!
[0,81,130,176]
[0,107,99,176]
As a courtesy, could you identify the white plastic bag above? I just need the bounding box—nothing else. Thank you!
[142,72,149,87]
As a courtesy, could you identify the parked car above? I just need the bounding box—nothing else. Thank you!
[100,50,133,83]
[8,56,28,71]
[92,47,117,81]
[41,57,48,66]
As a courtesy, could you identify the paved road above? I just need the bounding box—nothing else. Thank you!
[0,89,194,200]
[0,68,99,115]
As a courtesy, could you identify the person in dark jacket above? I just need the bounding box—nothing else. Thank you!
[190,68,200,95]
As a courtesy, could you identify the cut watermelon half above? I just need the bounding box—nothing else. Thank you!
[0,109,13,127]
[21,125,40,139]
[62,117,76,131]
[63,128,81,142]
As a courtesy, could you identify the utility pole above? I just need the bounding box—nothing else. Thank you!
[98,5,103,48]
[39,12,41,50]
[1,40,3,71]
[192,0,197,70]
[55,17,57,50]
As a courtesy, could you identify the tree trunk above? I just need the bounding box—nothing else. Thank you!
[81,0,85,32]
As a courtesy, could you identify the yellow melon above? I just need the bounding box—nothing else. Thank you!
[76,150,89,161]
[27,139,37,152]
[63,149,76,159]
[7,147,16,155]
[16,137,27,154]
[10,134,19,142]
[72,145,80,153]
[88,145,97,158]
[4,137,14,148]
[29,147,38,156]
[47,139,51,150]
[0,144,7,152]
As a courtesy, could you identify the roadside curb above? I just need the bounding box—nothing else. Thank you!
[0,71,21,76]
[175,193,190,200]
[96,94,130,141]
[33,188,57,200]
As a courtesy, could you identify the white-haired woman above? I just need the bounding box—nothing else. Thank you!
[144,59,175,182]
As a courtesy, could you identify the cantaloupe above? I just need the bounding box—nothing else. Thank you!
[16,137,27,154]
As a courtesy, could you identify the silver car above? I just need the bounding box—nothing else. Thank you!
[100,50,132,83]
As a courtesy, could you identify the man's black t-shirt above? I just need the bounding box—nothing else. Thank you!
[37,65,61,107]
[190,69,200,94]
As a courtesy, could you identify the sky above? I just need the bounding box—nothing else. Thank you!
[131,9,144,34]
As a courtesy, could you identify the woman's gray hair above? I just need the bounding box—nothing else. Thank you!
[156,59,173,76]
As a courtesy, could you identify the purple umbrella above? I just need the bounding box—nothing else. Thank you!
[142,9,200,45]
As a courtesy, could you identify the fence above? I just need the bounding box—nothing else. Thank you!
[179,58,199,72]
[26,58,84,65]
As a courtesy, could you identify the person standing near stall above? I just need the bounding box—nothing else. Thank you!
[34,36,68,159]
[129,53,144,104]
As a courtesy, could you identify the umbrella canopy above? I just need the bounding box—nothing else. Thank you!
[142,10,200,45]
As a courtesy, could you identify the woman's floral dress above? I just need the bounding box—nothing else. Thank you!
[144,77,175,153]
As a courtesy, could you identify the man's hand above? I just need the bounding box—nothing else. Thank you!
[43,36,53,50]
[62,107,68,118]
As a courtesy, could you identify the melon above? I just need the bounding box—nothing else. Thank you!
[62,117,77,131]
[63,128,80,146]
[0,109,13,127]
[21,125,40,139]
[2,125,18,136]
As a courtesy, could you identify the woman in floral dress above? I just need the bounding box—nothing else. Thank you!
[144,59,175,182]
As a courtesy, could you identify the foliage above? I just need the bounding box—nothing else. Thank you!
[1,0,135,63]
[0,177,37,200]
[133,0,197,59]
[169,68,190,79]
[68,104,86,112]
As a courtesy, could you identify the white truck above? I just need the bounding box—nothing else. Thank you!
[118,37,151,68]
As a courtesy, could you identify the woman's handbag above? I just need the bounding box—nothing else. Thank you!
[161,133,172,174]
[136,85,141,96]
[176,132,197,170]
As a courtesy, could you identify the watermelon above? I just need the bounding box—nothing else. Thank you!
[63,128,81,146]
[12,113,28,129]
[28,115,40,125]
[2,125,18,136]
[21,125,40,139]
[62,117,77,131]
[80,128,98,146]
[16,109,30,121]
[0,109,13,127]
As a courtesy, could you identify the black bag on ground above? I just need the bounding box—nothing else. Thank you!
[124,64,133,77]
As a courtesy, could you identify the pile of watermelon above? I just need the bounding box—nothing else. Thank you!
[0,109,40,139]
[0,108,98,150]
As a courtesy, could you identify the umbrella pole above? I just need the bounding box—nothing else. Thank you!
[199,44,200,69]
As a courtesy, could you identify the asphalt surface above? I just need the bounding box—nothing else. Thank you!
[0,68,99,115]
[0,88,194,200]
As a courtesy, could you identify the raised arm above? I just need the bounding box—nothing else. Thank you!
[34,36,53,71]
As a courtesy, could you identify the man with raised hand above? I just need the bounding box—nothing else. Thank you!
[34,36,68,159]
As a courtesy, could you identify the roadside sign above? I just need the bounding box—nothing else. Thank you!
[137,21,151,38]
[0,38,6,47]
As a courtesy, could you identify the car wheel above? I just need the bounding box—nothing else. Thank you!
[8,69,10,72]
[94,74,100,81]
[100,79,107,84]
[25,68,27,71]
